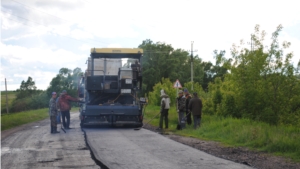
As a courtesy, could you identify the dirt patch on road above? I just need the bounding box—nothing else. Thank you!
[143,124,300,169]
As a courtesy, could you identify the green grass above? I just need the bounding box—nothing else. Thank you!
[1,91,17,113]
[1,108,49,131]
[143,105,300,162]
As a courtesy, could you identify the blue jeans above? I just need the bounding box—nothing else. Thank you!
[178,111,186,129]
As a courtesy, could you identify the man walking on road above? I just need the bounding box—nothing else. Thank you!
[188,92,203,129]
[49,92,60,134]
[57,90,80,129]
[157,89,171,130]
[176,90,186,129]
[184,88,192,125]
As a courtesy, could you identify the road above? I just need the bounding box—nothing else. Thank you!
[2,112,254,169]
[1,112,99,169]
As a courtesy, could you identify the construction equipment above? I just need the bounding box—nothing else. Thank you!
[78,48,147,127]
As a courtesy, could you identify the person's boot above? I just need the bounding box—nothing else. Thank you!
[53,127,60,133]
[51,127,53,134]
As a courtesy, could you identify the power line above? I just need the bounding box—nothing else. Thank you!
[7,0,153,45]
[10,0,69,23]
[2,9,109,46]
[6,0,111,45]
[3,16,107,46]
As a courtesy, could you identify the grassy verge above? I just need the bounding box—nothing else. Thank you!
[1,108,49,131]
[143,105,300,162]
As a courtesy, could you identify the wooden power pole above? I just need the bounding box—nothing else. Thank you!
[5,78,9,114]
[190,41,197,91]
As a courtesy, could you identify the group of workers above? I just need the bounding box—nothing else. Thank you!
[48,90,81,134]
[158,88,203,130]
[49,87,202,133]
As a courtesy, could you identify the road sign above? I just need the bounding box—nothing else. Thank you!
[173,79,182,88]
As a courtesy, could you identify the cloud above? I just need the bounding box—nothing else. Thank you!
[1,0,300,91]
[0,42,87,90]
[106,43,123,48]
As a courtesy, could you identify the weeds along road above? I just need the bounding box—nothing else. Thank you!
[2,112,254,169]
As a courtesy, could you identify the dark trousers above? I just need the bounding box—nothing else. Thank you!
[159,109,169,128]
[61,110,70,128]
[50,116,57,127]
[186,111,192,125]
[50,116,57,133]
[193,115,201,129]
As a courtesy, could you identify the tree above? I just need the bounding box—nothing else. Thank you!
[208,24,300,126]
[138,39,197,94]
[16,76,37,99]
[47,67,83,97]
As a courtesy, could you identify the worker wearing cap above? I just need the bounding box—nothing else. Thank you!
[176,90,186,129]
[57,90,80,129]
[188,92,203,129]
[49,92,60,134]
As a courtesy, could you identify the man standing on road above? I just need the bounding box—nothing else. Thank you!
[49,92,60,134]
[56,93,62,124]
[157,89,171,130]
[188,92,203,129]
[184,88,192,125]
[57,90,80,129]
[176,90,186,129]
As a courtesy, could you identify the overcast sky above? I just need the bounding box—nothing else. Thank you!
[1,0,300,91]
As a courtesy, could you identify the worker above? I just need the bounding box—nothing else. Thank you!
[176,90,186,129]
[184,88,192,125]
[188,92,203,129]
[49,92,60,134]
[57,90,80,129]
[157,89,171,130]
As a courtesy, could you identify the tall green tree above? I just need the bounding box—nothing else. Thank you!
[47,67,83,97]
[16,76,37,99]
[138,39,204,94]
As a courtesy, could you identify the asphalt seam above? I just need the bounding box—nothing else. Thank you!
[81,127,110,169]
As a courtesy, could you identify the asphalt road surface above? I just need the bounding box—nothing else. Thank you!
[1,112,99,169]
[2,112,254,169]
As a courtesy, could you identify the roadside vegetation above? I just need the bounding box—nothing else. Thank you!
[1,108,49,131]
[143,105,300,162]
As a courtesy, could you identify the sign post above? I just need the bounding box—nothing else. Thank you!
[173,79,182,97]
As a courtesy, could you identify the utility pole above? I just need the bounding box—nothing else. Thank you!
[189,41,198,91]
[5,78,9,114]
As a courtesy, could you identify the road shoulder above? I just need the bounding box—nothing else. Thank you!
[142,124,300,169]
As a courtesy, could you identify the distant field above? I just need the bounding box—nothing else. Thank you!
[1,91,17,113]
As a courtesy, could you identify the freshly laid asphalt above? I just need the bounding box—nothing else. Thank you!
[85,127,254,169]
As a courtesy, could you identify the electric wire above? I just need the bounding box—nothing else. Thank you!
[5,0,111,45]
[3,16,105,46]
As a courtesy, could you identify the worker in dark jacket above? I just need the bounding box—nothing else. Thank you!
[184,88,192,125]
[188,92,203,129]
[57,90,80,129]
[49,92,60,134]
[176,90,186,129]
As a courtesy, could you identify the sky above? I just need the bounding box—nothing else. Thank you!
[1,0,300,91]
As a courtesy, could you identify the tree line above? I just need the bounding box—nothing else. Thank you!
[8,24,300,127]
